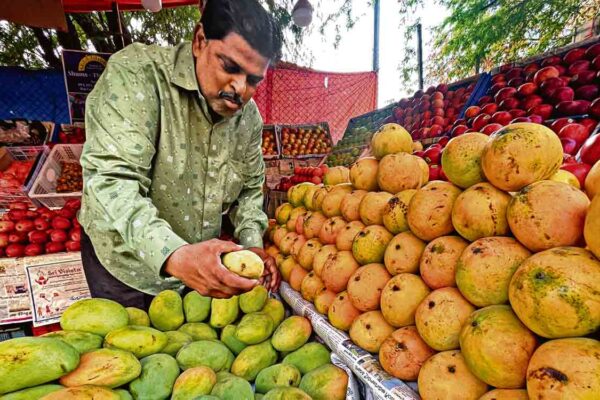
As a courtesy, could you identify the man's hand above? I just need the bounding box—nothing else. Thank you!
[248,247,280,292]
[164,239,258,298]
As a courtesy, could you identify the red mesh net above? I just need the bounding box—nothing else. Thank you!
[255,63,378,143]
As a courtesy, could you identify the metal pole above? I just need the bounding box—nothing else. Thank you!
[416,23,424,90]
[373,0,380,72]
[112,1,125,50]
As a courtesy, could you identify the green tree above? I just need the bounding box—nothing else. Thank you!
[0,1,357,69]
[398,0,599,93]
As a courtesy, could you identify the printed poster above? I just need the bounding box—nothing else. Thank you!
[0,258,32,324]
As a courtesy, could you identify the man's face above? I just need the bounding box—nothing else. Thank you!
[192,27,270,117]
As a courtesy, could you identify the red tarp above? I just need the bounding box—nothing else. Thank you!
[63,0,200,12]
[254,63,378,143]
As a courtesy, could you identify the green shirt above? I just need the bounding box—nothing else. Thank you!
[79,42,267,295]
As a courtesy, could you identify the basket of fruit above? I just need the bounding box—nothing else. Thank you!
[0,146,49,210]
[262,125,280,159]
[56,123,86,144]
[28,144,83,209]
[279,123,333,158]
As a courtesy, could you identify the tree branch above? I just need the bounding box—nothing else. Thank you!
[31,28,61,69]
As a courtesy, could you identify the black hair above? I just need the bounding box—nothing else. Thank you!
[200,0,283,62]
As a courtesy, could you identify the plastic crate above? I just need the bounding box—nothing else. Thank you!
[28,144,83,208]
[278,122,333,159]
[0,146,48,210]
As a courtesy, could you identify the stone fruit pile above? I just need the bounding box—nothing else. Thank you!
[0,287,348,399]
[280,125,332,157]
[268,122,600,399]
[261,127,278,157]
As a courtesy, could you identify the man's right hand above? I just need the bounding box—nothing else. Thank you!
[164,239,258,298]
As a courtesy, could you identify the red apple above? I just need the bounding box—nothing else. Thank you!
[428,164,441,181]
[575,85,599,101]
[563,153,577,165]
[585,43,600,60]
[28,230,48,244]
[506,68,523,80]
[528,114,544,124]
[564,48,586,64]
[9,202,28,210]
[541,55,562,67]
[481,103,498,115]
[481,123,503,135]
[509,109,527,118]
[432,116,445,126]
[534,66,560,85]
[559,123,589,145]
[499,98,520,111]
[511,117,532,124]
[551,86,575,104]
[452,125,469,137]
[524,62,540,74]
[550,118,575,134]
[477,96,493,106]
[8,232,26,244]
[5,244,25,258]
[590,98,600,118]
[560,162,591,188]
[0,233,8,248]
[51,216,71,230]
[429,125,443,137]
[579,118,598,135]
[522,94,544,110]
[594,55,600,70]
[508,78,524,88]
[518,82,538,97]
[489,82,507,94]
[571,70,597,86]
[24,243,44,256]
[49,229,68,243]
[491,74,506,84]
[495,87,517,103]
[7,210,26,222]
[472,114,492,131]
[437,136,450,147]
[568,60,591,76]
[15,219,35,233]
[528,104,554,120]
[65,240,81,252]
[45,242,65,254]
[437,83,449,94]
[557,100,591,116]
[491,111,513,126]
[555,65,568,76]
[423,145,443,165]
[561,138,578,154]
[580,134,600,165]
[540,77,566,97]
[426,86,436,95]
[0,221,14,233]
[464,106,481,118]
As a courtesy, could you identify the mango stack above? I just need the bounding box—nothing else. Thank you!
[268,122,600,400]
[0,287,348,400]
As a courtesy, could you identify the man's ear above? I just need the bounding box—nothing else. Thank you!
[192,23,207,57]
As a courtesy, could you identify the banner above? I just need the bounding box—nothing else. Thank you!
[61,50,112,123]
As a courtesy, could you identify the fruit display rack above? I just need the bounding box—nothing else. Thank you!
[278,123,333,159]
[261,124,280,159]
[0,146,49,210]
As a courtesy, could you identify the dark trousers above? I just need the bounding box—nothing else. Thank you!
[81,229,154,309]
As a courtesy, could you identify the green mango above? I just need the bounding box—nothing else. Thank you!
[209,296,239,328]
[177,322,218,341]
[282,342,331,374]
[183,291,212,322]
[104,325,168,358]
[221,325,247,355]
[231,340,278,381]
[126,307,150,327]
[115,389,133,400]
[0,384,63,399]
[299,364,348,400]
[176,340,234,372]
[261,298,285,327]
[41,385,120,399]
[0,337,79,394]
[149,290,185,331]
[210,375,253,400]
[271,316,312,352]
[59,348,141,388]
[161,331,192,356]
[235,312,274,345]
[263,387,312,400]
[255,364,301,394]
[61,298,129,336]
[42,330,103,353]
[171,366,216,400]
[239,286,268,313]
[129,354,179,400]
[195,396,220,400]
[216,371,236,382]
[255,394,264,400]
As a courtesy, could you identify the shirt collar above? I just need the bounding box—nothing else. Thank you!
[171,42,198,91]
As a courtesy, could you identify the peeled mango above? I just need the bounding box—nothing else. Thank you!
[40,385,120,400]
[60,298,129,336]
[42,330,103,353]
[221,324,248,355]
[59,348,141,388]
[0,337,79,394]
[231,340,278,381]
[222,250,265,279]
[263,387,311,400]
[0,384,63,400]
[240,285,269,313]
[171,366,217,400]
[282,342,331,374]
[104,325,167,358]
[271,316,312,352]
[261,298,285,327]
[149,290,185,331]
[183,291,211,323]
[255,363,301,393]
[178,322,218,341]
[129,354,179,400]
[211,374,254,400]
[161,331,193,356]
[210,296,239,328]
[299,364,348,400]
[125,307,150,327]
[176,340,234,372]
[235,312,275,345]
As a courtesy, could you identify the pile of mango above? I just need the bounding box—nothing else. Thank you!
[0,288,349,399]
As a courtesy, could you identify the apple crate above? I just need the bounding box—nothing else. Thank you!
[28,144,83,209]
[278,122,333,159]
[0,146,49,211]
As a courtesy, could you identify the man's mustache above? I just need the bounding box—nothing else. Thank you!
[219,91,242,106]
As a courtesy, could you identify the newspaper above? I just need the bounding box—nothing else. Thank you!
[280,282,421,400]
[0,257,32,324]
[25,253,90,327]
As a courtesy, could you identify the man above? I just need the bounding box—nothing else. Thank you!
[79,0,282,308]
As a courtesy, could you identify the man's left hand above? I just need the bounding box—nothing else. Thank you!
[248,247,280,292]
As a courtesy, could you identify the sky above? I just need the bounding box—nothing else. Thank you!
[294,0,449,107]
